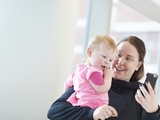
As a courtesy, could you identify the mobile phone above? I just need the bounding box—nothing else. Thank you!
[143,73,158,91]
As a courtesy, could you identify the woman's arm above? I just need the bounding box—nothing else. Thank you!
[47,87,118,120]
[47,87,94,120]
[142,106,160,120]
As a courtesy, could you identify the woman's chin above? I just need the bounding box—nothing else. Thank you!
[113,72,123,80]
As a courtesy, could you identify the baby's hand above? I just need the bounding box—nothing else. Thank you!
[103,67,113,78]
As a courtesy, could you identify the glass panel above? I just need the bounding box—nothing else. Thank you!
[110,0,160,78]
[110,0,160,103]
[150,0,160,6]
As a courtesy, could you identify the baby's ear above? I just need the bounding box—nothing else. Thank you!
[86,47,92,56]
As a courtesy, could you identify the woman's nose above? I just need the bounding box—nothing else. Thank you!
[118,57,124,64]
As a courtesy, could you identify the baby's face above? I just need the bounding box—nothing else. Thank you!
[89,44,117,71]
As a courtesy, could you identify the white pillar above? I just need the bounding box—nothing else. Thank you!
[52,0,80,98]
[0,0,80,119]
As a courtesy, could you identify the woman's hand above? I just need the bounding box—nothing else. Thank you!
[135,82,158,113]
[93,105,118,120]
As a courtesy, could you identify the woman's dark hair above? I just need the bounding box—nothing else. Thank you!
[117,36,146,82]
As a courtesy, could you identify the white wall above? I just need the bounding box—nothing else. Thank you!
[0,0,79,119]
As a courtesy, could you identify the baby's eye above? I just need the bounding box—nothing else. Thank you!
[102,55,106,58]
[109,59,113,62]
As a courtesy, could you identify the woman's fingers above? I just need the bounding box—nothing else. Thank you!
[108,106,118,117]
[93,105,109,120]
[135,82,159,113]
[93,105,118,120]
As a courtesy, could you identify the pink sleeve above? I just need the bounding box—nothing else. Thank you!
[64,73,75,91]
[89,72,104,85]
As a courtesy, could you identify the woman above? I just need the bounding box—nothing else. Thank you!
[47,36,160,120]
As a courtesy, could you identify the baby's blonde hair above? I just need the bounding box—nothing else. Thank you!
[84,35,117,62]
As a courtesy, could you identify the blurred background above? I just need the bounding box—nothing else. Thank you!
[0,0,160,119]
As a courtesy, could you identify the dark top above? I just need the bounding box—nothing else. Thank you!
[47,79,160,120]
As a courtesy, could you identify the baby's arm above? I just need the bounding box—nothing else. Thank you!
[64,73,75,91]
[89,69,112,94]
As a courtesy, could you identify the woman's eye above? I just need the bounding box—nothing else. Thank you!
[116,53,122,58]
[126,57,131,61]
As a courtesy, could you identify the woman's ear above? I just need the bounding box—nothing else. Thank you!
[136,61,142,71]
[86,47,92,57]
